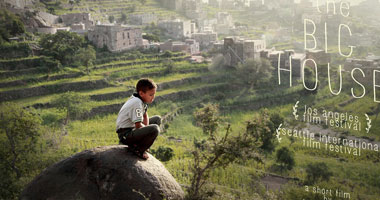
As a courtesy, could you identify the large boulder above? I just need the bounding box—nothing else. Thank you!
[20,145,185,200]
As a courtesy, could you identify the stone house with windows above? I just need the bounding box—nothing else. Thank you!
[88,24,143,52]
[157,19,193,39]
[261,49,306,78]
[305,50,331,66]
[160,39,200,55]
[344,55,380,84]
[223,37,266,66]
[129,13,157,25]
[209,0,221,8]
[183,0,205,19]
[191,31,218,50]
[214,12,234,34]
[60,13,94,30]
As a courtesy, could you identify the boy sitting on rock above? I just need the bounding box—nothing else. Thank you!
[116,78,161,160]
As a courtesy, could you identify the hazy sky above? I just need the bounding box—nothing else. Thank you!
[300,0,367,6]
[201,0,370,6]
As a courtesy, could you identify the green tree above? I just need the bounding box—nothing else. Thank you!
[187,104,264,200]
[303,66,318,94]
[48,7,55,14]
[39,31,85,66]
[236,58,273,89]
[162,50,173,58]
[51,92,90,127]
[120,12,128,23]
[209,54,227,71]
[73,45,96,75]
[0,103,42,199]
[252,109,283,153]
[194,103,220,138]
[374,104,380,122]
[128,4,137,12]
[108,15,115,23]
[142,33,160,42]
[151,146,174,162]
[275,147,295,171]
[0,9,25,43]
[305,162,333,184]
[162,59,174,74]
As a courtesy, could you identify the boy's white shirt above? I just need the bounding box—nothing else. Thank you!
[116,95,147,130]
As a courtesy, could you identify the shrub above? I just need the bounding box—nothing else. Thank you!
[275,147,295,171]
[305,162,333,184]
[0,103,42,199]
[0,9,25,43]
[39,31,85,66]
[151,146,174,162]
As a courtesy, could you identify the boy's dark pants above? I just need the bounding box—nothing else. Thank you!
[117,115,161,152]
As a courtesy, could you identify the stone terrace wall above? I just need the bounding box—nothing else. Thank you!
[0,79,111,102]
[0,72,84,88]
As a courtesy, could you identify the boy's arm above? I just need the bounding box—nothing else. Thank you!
[143,112,149,126]
[135,122,145,129]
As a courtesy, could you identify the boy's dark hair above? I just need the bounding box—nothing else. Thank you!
[136,78,157,93]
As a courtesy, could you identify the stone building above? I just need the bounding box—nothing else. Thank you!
[344,54,380,84]
[209,0,221,8]
[263,49,306,78]
[160,39,200,55]
[1,0,34,9]
[60,13,94,30]
[129,13,157,25]
[305,50,331,66]
[197,18,217,32]
[214,12,234,34]
[355,0,380,12]
[191,31,218,50]
[223,37,266,66]
[345,55,380,71]
[88,24,143,52]
[158,0,183,11]
[158,19,193,39]
[183,0,205,19]
[70,23,86,34]
[220,0,236,9]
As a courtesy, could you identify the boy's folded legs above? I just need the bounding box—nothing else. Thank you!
[125,124,160,153]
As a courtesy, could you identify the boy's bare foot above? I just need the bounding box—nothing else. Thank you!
[134,150,149,160]
[140,151,149,160]
[128,148,149,160]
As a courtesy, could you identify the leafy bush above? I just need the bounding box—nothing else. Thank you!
[0,9,25,44]
[39,31,86,66]
[305,162,333,184]
[0,42,32,59]
[275,147,295,170]
[253,109,283,153]
[162,50,173,58]
[51,92,91,125]
[236,58,274,89]
[0,103,42,199]
[151,146,174,162]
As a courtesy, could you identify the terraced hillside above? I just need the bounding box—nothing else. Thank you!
[2,43,380,199]
[51,0,187,22]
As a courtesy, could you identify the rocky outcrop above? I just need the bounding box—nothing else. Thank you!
[1,0,35,9]
[20,145,185,200]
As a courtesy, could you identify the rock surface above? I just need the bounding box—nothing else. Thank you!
[20,145,185,200]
